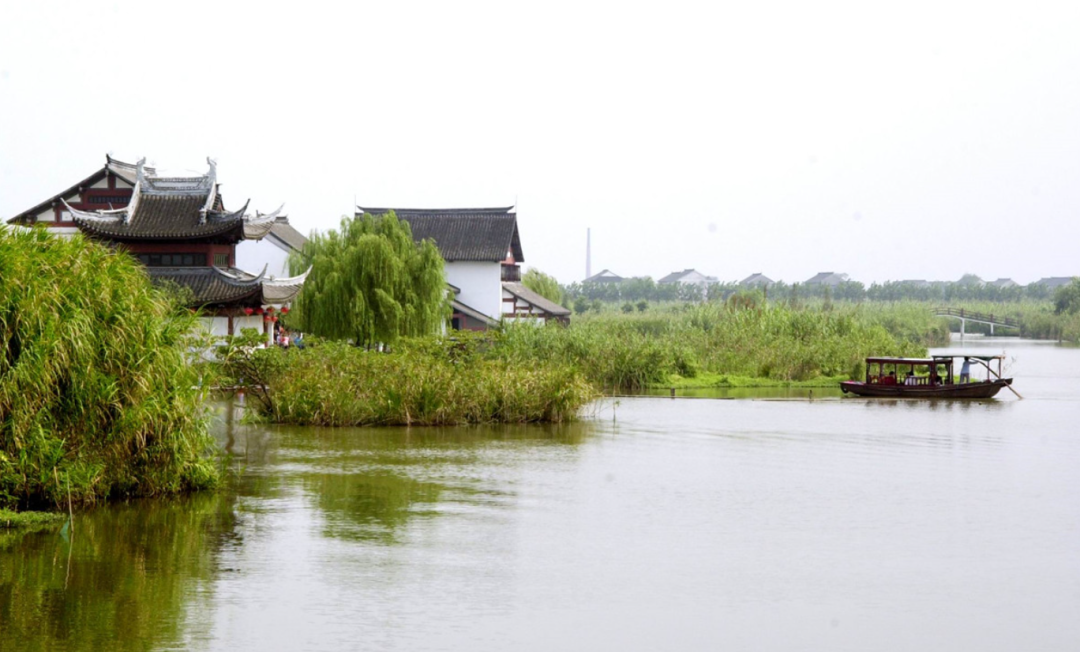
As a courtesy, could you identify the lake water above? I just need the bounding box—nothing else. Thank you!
[3,338,1079,651]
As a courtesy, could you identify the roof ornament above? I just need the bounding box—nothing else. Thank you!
[200,158,218,224]
[127,157,149,224]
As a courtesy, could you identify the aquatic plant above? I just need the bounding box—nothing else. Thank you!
[244,340,597,427]
[0,229,218,509]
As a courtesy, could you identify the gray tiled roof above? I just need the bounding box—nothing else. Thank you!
[147,265,307,307]
[148,267,263,307]
[268,219,308,251]
[77,194,248,241]
[502,282,570,316]
[358,206,523,262]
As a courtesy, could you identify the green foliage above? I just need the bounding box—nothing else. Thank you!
[247,340,597,426]
[1053,278,1080,315]
[522,268,563,305]
[493,302,929,390]
[0,229,218,509]
[288,211,449,347]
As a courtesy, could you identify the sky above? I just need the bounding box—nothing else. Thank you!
[1,0,1078,286]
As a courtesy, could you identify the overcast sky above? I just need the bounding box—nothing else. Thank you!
[2,1,1078,286]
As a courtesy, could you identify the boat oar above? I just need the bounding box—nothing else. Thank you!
[973,358,1023,399]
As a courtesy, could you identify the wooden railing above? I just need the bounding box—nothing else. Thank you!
[933,307,1019,328]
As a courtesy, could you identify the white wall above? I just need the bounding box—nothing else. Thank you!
[446,261,502,320]
[235,236,291,277]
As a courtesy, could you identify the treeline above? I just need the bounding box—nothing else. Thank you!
[563,276,1068,310]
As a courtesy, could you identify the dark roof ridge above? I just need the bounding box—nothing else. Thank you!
[358,206,514,215]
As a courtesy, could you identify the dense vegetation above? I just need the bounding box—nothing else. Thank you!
[492,300,933,390]
[221,335,596,427]
[563,274,1070,308]
[0,229,218,510]
[287,212,448,347]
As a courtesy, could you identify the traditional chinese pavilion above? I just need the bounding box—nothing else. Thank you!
[6,155,308,339]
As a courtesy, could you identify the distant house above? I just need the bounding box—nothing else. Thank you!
[804,272,850,287]
[357,205,569,329]
[955,274,985,287]
[739,273,773,288]
[989,278,1019,289]
[584,269,624,283]
[1034,277,1076,290]
[658,269,717,286]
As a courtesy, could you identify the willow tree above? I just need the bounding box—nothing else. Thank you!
[289,212,448,346]
[522,268,563,305]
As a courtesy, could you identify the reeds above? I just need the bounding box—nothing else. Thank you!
[252,340,597,426]
[0,229,218,509]
[492,302,931,390]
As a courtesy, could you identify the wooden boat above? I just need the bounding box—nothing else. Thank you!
[840,354,1013,399]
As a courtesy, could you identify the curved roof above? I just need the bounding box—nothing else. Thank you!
[148,266,264,306]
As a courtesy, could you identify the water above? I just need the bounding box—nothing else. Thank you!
[2,339,1079,651]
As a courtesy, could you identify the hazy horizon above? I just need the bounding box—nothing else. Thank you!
[2,1,1078,287]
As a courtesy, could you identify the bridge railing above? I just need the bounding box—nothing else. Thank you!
[932,307,1019,328]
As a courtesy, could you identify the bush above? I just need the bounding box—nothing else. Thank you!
[240,340,597,426]
[0,229,218,509]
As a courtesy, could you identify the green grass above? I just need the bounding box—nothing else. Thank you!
[492,301,932,391]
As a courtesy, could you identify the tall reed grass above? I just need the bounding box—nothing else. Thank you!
[246,340,597,426]
[0,229,218,509]
[492,302,931,389]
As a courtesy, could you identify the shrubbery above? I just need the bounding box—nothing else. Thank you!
[0,229,218,509]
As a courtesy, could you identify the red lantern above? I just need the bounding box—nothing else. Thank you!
[243,307,254,316]
[266,306,276,313]
[263,314,270,322]
[280,306,290,315]
[254,308,263,315]
[271,316,278,323]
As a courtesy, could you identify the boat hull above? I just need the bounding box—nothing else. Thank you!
[839,378,1012,399]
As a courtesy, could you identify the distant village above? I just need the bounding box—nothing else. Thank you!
[577,268,1075,297]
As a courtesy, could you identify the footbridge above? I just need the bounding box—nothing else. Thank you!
[933,307,1019,337]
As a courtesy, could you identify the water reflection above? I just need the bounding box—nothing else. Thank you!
[0,492,238,652]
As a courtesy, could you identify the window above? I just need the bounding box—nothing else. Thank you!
[136,253,207,267]
[213,253,230,267]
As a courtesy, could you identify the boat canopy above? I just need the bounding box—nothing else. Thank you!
[865,357,942,366]
[931,354,1005,361]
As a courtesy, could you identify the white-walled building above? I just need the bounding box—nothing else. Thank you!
[357,206,569,329]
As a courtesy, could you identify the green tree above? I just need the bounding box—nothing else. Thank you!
[289,212,448,347]
[1053,278,1080,315]
[522,268,563,305]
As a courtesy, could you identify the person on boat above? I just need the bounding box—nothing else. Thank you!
[904,371,917,386]
[960,358,972,383]
[881,371,897,385]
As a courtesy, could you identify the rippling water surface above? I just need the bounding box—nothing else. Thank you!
[2,339,1078,651]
